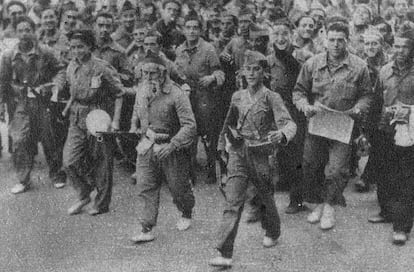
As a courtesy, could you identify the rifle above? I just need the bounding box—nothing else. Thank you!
[95,131,141,142]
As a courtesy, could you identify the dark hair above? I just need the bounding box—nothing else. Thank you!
[144,29,162,45]
[371,16,392,33]
[7,0,27,14]
[327,22,349,39]
[95,11,114,23]
[184,12,203,29]
[221,12,238,28]
[68,29,97,50]
[15,16,35,31]
[162,0,181,11]
[296,15,316,27]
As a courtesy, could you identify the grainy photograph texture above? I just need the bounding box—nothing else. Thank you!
[0,0,414,271]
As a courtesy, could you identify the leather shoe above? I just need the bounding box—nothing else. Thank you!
[209,256,233,267]
[67,197,91,215]
[368,214,390,224]
[263,236,278,248]
[130,231,155,243]
[392,232,408,245]
[285,203,307,214]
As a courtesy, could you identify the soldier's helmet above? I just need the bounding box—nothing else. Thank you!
[86,109,112,136]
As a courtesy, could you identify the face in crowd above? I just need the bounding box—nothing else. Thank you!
[375,23,393,45]
[244,63,264,88]
[271,24,292,51]
[133,27,148,46]
[142,63,167,93]
[41,9,58,30]
[208,9,220,29]
[121,9,136,32]
[393,37,413,64]
[326,30,348,59]
[16,20,36,43]
[310,9,325,31]
[220,15,236,37]
[364,34,383,58]
[184,19,201,43]
[95,15,113,41]
[8,3,25,26]
[239,14,252,36]
[70,37,92,62]
[141,4,155,22]
[353,6,371,26]
[62,10,77,32]
[162,2,180,24]
[297,16,315,40]
[144,35,161,55]
[395,0,409,18]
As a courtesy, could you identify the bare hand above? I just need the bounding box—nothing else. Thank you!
[303,104,321,118]
[267,131,285,144]
[157,143,175,160]
[111,120,120,131]
[220,52,232,63]
[199,75,215,87]
[344,107,362,119]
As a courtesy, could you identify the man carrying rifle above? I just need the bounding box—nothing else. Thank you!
[209,50,296,268]
[0,16,66,194]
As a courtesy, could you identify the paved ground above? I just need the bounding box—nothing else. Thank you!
[0,126,413,272]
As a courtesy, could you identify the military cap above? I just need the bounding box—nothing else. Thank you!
[68,29,96,50]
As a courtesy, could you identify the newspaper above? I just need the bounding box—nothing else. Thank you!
[308,103,355,144]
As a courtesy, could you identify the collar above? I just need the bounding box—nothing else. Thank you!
[12,41,40,60]
[183,38,201,53]
[73,54,95,72]
[316,51,350,70]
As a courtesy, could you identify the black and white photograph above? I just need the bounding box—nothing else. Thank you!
[0,0,413,271]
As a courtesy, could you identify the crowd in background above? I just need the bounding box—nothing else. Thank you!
[1,0,414,268]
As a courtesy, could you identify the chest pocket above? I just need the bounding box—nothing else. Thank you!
[249,102,272,137]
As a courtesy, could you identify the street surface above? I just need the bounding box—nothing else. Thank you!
[0,125,413,272]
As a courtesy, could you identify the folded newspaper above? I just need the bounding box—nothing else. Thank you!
[308,103,354,144]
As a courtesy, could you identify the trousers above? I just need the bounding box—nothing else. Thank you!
[10,99,65,185]
[136,147,195,231]
[302,134,351,206]
[63,124,113,211]
[216,144,280,258]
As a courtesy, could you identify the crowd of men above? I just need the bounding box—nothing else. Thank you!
[1,0,414,268]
